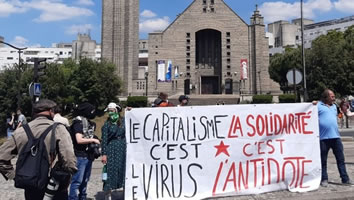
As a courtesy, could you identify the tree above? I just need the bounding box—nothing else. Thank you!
[269,47,302,93]
[269,25,354,100]
[0,58,122,136]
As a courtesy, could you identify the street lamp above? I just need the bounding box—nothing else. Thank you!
[144,71,149,96]
[0,41,27,67]
[300,0,308,101]
[0,41,27,107]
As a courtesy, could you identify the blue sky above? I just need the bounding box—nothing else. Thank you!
[0,0,353,48]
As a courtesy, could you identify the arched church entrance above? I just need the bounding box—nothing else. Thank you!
[195,29,222,94]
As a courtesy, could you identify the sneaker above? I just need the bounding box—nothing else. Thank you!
[321,180,328,187]
[342,180,354,185]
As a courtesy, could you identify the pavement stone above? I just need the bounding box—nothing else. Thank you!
[1,141,354,200]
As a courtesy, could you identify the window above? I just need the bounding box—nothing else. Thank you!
[210,7,215,12]
[186,59,190,64]
[186,66,190,71]
[226,32,230,37]
[186,32,190,38]
[7,57,13,60]
[227,45,230,49]
[227,58,231,63]
[226,39,231,44]
[186,52,190,58]
[296,36,299,40]
[186,39,190,44]
[186,46,190,51]
[155,52,158,54]
[227,52,231,56]
[227,65,231,69]
[211,0,215,5]
[203,0,206,4]
[203,8,207,13]
[155,46,158,48]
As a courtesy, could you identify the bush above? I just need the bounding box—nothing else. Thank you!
[252,95,273,104]
[127,96,148,107]
[279,94,296,103]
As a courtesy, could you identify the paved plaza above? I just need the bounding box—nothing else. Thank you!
[1,137,354,200]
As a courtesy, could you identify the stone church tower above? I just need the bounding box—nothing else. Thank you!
[101,0,139,95]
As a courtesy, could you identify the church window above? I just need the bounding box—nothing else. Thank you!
[227,58,231,63]
[186,32,190,38]
[227,52,231,57]
[226,32,230,37]
[187,66,190,71]
[227,45,230,49]
[186,46,190,51]
[210,7,215,12]
[227,65,231,69]
[186,39,190,44]
[155,52,158,54]
[211,0,215,5]
[226,39,231,44]
[186,59,190,64]
[186,52,190,58]
[203,8,207,13]
[203,0,206,5]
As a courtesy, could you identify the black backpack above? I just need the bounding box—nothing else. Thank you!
[14,123,58,190]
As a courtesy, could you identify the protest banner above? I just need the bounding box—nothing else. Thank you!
[125,103,321,200]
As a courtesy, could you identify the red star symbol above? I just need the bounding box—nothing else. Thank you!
[214,141,230,157]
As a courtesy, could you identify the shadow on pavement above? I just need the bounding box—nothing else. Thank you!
[94,190,124,200]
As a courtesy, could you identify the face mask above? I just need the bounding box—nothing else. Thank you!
[109,112,119,123]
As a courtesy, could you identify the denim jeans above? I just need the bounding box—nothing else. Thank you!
[7,130,13,138]
[68,157,93,200]
[320,138,349,182]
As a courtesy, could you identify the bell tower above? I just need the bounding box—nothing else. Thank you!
[101,0,139,95]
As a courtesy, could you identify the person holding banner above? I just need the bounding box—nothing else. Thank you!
[316,89,353,187]
[178,95,189,106]
[101,103,127,200]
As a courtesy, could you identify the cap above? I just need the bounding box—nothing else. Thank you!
[104,102,122,112]
[178,95,189,102]
[32,99,57,113]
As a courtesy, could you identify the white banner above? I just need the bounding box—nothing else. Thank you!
[157,60,165,82]
[125,103,321,200]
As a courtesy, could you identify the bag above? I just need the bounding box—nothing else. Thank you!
[14,123,59,190]
[338,112,343,119]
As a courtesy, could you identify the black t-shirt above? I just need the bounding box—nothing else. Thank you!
[71,118,96,158]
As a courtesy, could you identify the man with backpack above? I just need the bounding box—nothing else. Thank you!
[0,99,77,200]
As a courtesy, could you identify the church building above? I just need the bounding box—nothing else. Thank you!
[102,0,280,98]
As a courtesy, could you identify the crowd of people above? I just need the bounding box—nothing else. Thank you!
[0,89,353,199]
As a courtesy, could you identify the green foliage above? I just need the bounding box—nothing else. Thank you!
[127,96,148,107]
[278,94,296,103]
[252,95,273,104]
[0,58,122,136]
[269,25,354,101]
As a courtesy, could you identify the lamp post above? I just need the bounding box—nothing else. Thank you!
[0,41,27,107]
[145,71,149,96]
[301,0,308,101]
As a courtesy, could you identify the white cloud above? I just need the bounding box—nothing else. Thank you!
[140,17,170,33]
[0,0,27,17]
[75,0,94,6]
[141,10,157,18]
[0,0,94,22]
[259,0,333,23]
[25,1,94,22]
[334,0,354,13]
[66,24,93,35]
[10,36,29,48]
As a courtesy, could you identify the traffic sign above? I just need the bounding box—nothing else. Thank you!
[34,83,41,96]
[286,69,303,85]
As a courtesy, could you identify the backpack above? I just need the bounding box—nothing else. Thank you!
[14,123,59,190]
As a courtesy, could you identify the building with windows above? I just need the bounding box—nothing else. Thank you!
[267,15,354,54]
[0,46,72,69]
[72,33,101,62]
[102,0,280,97]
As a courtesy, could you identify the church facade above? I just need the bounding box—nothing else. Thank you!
[102,0,280,97]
